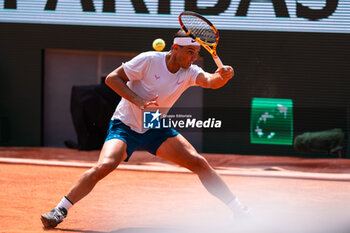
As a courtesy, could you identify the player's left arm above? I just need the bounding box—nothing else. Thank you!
[195,66,234,89]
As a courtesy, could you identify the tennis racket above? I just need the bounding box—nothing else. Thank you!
[179,11,224,69]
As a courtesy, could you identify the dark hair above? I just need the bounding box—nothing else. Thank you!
[173,29,190,39]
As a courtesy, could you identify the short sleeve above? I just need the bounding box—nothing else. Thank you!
[122,52,150,81]
[187,64,204,86]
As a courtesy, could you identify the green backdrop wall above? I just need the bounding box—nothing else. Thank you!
[0,22,349,157]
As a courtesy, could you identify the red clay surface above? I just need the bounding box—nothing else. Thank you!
[1,147,350,233]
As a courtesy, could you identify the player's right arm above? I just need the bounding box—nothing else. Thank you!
[105,66,158,109]
[195,66,234,89]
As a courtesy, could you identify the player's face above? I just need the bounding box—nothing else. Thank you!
[175,45,200,69]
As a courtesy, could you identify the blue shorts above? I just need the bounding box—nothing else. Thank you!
[105,119,179,161]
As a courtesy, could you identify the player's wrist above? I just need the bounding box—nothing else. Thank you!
[133,96,146,109]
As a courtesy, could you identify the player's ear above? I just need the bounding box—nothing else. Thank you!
[173,44,181,53]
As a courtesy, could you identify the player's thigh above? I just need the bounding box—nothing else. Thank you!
[97,139,128,167]
[156,134,207,171]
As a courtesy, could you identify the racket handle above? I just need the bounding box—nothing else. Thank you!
[213,56,224,69]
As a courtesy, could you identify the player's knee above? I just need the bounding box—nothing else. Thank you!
[92,162,117,181]
[190,154,211,174]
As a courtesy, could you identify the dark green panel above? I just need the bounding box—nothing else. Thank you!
[250,98,293,145]
[0,22,349,159]
[203,30,350,157]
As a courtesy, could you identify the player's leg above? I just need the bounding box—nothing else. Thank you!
[41,139,127,228]
[156,134,249,217]
[66,139,127,203]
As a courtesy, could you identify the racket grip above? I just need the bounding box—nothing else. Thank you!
[213,56,224,69]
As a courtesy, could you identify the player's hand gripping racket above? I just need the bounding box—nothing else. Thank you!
[179,11,224,69]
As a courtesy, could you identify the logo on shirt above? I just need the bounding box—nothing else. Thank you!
[155,75,161,80]
[176,80,184,85]
[143,109,162,129]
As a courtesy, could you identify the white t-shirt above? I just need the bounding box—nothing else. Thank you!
[112,51,204,133]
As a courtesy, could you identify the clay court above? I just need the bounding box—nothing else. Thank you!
[1,147,350,233]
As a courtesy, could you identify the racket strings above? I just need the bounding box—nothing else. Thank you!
[181,15,217,44]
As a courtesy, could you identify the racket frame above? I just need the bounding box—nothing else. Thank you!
[179,11,224,69]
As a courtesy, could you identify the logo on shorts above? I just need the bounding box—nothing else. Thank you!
[143,109,162,129]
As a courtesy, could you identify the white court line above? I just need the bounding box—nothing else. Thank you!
[1,157,350,181]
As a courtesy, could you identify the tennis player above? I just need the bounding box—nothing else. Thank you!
[41,30,250,228]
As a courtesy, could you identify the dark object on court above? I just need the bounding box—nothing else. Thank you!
[294,128,345,158]
[69,83,120,150]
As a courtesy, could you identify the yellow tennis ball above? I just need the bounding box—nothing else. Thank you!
[152,38,165,51]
